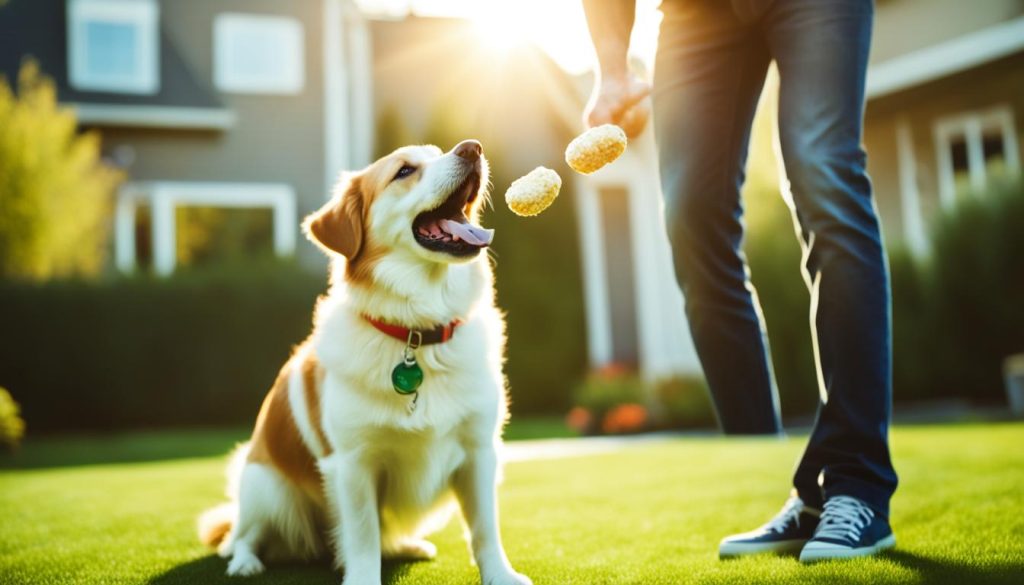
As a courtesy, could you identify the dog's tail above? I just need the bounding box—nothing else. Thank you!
[198,502,235,548]
[197,441,250,548]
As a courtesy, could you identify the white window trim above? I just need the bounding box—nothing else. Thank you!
[896,117,928,256]
[115,182,297,276]
[214,13,305,95]
[933,104,1021,208]
[68,103,237,130]
[67,0,160,95]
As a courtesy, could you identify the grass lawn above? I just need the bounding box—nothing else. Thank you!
[1,422,1022,584]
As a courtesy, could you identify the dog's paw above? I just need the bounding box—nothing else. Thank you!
[383,538,437,561]
[483,570,532,585]
[226,550,265,577]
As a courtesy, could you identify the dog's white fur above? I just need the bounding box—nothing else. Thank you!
[198,144,530,585]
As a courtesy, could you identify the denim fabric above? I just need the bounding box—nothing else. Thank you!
[653,0,897,516]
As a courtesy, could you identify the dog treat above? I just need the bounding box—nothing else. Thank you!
[504,166,562,217]
[565,124,628,175]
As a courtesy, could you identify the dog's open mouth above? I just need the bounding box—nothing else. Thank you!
[412,173,493,257]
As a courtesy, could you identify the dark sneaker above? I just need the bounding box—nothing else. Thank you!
[799,495,896,563]
[719,495,821,558]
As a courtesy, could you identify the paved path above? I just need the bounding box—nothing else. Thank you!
[502,432,701,462]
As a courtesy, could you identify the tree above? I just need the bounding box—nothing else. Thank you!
[0,60,121,280]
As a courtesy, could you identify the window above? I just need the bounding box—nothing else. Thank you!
[214,14,305,95]
[67,0,159,94]
[934,105,1021,207]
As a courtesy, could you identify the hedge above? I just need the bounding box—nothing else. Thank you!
[0,261,325,432]
[0,245,586,432]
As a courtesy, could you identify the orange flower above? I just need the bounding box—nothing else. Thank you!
[565,406,594,433]
[602,403,648,435]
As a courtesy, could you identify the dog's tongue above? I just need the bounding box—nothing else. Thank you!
[440,219,494,246]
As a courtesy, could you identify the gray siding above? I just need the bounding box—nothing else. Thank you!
[97,0,330,265]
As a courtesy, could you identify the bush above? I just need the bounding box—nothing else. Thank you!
[568,368,716,435]
[0,60,121,281]
[0,260,326,432]
[651,376,717,429]
[744,179,820,418]
[922,179,1024,402]
[0,386,25,451]
[889,244,936,401]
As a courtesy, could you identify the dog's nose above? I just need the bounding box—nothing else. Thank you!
[453,140,482,162]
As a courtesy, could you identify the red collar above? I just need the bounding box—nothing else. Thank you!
[363,315,462,345]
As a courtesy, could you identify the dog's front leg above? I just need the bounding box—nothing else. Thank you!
[454,444,531,585]
[328,454,382,585]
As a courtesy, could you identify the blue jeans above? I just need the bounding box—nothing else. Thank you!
[653,0,898,516]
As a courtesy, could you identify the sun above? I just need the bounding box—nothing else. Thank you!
[465,0,596,73]
[468,3,530,52]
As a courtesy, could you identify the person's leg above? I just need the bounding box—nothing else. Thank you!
[653,0,781,435]
[764,0,898,515]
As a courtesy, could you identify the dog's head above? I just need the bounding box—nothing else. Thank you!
[304,140,492,279]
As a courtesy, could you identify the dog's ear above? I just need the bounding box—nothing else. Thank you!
[303,175,364,259]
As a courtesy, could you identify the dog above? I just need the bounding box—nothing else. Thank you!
[198,140,531,585]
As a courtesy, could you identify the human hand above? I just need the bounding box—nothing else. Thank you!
[583,72,651,139]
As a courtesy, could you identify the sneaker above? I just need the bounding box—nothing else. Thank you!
[799,495,896,563]
[719,495,821,558]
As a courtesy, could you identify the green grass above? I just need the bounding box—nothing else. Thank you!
[1,423,1022,584]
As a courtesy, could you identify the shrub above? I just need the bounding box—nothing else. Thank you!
[0,259,326,432]
[651,376,717,429]
[888,244,937,401]
[0,60,121,281]
[568,369,716,434]
[568,365,646,435]
[601,403,649,435]
[922,179,1024,402]
[0,386,25,451]
[744,181,820,418]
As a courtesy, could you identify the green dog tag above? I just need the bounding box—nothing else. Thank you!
[392,360,423,395]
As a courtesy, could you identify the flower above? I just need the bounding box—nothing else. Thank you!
[601,403,648,435]
[565,406,594,434]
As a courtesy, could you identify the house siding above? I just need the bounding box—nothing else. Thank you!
[864,52,1024,245]
[95,0,330,265]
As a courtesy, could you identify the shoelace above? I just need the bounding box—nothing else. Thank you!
[814,496,875,542]
[763,496,805,534]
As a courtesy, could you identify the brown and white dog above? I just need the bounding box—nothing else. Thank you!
[198,140,531,585]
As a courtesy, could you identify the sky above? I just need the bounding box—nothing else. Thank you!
[355,0,662,75]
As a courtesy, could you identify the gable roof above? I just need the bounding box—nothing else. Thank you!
[0,0,234,129]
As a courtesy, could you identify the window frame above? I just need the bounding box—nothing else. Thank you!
[213,13,305,96]
[933,104,1021,208]
[67,0,160,95]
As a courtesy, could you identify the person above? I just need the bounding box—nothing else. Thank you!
[581,0,898,562]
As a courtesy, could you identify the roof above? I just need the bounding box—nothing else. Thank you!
[866,16,1024,99]
[0,0,234,129]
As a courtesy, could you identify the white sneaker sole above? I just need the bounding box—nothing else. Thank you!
[719,538,808,558]
[799,534,896,563]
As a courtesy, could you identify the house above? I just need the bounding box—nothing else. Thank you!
[863,0,1024,255]
[0,0,374,274]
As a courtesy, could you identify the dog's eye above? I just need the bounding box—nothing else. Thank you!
[394,165,417,180]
